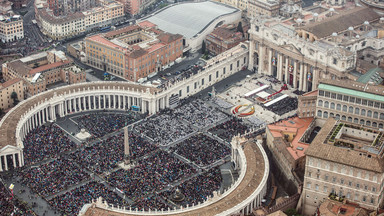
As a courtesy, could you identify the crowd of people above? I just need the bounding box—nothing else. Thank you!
[75,112,142,138]
[48,181,128,216]
[171,134,230,167]
[264,97,298,115]
[208,118,250,142]
[173,100,229,128]
[106,150,196,201]
[132,196,170,211]
[135,114,195,146]
[68,133,155,175]
[20,157,90,197]
[0,180,36,216]
[160,168,222,207]
[23,125,76,165]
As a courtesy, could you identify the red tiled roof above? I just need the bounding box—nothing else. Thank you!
[29,60,72,75]
[268,117,314,160]
[146,43,165,53]
[0,78,22,89]
[137,20,157,29]
[87,35,126,52]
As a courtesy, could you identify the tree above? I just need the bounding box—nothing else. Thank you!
[201,40,206,54]
[284,208,302,216]
[237,21,244,37]
[11,91,18,106]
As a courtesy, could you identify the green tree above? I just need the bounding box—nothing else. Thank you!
[284,208,302,216]
[201,40,206,54]
[11,91,18,105]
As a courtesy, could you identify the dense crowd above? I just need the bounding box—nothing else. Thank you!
[135,114,195,146]
[20,157,90,197]
[173,100,229,128]
[160,168,222,207]
[132,196,170,211]
[264,97,297,115]
[75,112,142,138]
[171,134,230,167]
[106,150,195,201]
[23,125,76,165]
[0,180,36,216]
[48,181,128,216]
[208,118,250,142]
[69,133,156,175]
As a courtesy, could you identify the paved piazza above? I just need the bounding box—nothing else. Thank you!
[1,96,265,216]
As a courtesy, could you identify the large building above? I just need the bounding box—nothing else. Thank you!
[85,22,183,82]
[302,117,384,215]
[205,22,247,56]
[2,50,86,97]
[0,78,24,110]
[248,6,383,92]
[144,1,241,52]
[266,116,315,189]
[0,14,23,43]
[35,0,124,40]
[298,79,384,129]
[117,0,155,16]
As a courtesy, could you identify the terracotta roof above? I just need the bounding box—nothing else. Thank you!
[128,48,147,58]
[7,60,31,76]
[104,25,141,38]
[37,9,84,25]
[157,32,183,44]
[305,118,384,172]
[29,60,72,75]
[137,20,157,29]
[267,117,313,160]
[302,90,318,97]
[300,7,380,39]
[319,200,369,216]
[146,43,165,53]
[86,35,126,52]
[0,78,22,89]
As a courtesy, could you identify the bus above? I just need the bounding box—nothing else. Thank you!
[131,106,140,112]
[100,26,111,32]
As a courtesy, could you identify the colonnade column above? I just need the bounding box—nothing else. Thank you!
[103,95,106,108]
[248,41,255,70]
[284,57,289,84]
[303,64,308,92]
[259,44,264,74]
[12,154,16,168]
[124,96,127,110]
[299,63,304,91]
[313,68,319,90]
[293,61,298,88]
[268,49,273,76]
[278,54,283,81]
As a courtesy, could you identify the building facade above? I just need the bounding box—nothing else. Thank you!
[247,0,279,17]
[248,7,383,92]
[205,23,247,56]
[297,79,384,129]
[0,78,24,110]
[302,118,384,215]
[35,0,124,40]
[85,22,183,82]
[0,15,23,43]
[2,50,86,97]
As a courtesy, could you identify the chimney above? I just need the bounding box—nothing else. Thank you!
[348,26,354,38]
[329,8,335,16]
[332,32,338,42]
[364,21,370,31]
[380,17,384,23]
[313,13,318,22]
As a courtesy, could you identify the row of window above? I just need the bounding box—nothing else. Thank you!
[317,110,384,128]
[319,90,384,109]
[306,184,376,205]
[318,100,384,120]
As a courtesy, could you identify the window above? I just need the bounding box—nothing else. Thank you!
[324,101,329,108]
[318,100,323,106]
[368,110,372,117]
[317,110,322,117]
[323,186,328,193]
[330,103,335,109]
[307,182,312,189]
[324,175,329,181]
[364,185,368,190]
[349,181,352,186]
[223,67,226,74]
[361,109,366,116]
[356,183,360,189]
[340,179,344,184]
[343,105,347,112]
[216,71,219,78]
[336,104,341,111]
[315,184,319,191]
[308,171,312,177]
[332,177,336,183]
[319,90,324,96]
[337,94,343,100]
[343,95,349,102]
[356,98,361,104]
[355,108,360,115]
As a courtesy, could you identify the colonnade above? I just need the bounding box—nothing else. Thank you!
[0,151,23,172]
[249,41,320,92]
[17,92,168,153]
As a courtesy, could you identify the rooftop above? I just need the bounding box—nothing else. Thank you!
[0,78,22,89]
[356,67,383,85]
[305,118,384,172]
[145,1,239,38]
[300,7,380,39]
[267,117,314,160]
[318,83,384,103]
[318,199,370,216]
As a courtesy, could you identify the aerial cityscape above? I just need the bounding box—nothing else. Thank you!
[0,0,383,215]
